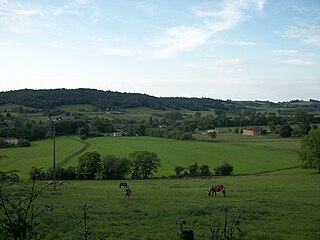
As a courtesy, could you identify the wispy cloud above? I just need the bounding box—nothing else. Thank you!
[93,38,138,57]
[145,0,266,59]
[211,40,256,46]
[0,1,83,34]
[273,49,298,55]
[282,21,320,47]
[282,59,315,65]
[185,58,249,76]
[145,26,210,59]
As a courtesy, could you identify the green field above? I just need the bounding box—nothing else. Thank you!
[1,135,319,239]
[12,168,318,240]
[0,135,300,178]
[0,137,85,178]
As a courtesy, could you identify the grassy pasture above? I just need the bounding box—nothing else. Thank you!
[0,135,299,177]
[26,168,320,240]
[62,136,299,176]
[0,137,85,178]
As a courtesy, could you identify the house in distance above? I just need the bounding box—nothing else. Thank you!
[243,126,267,136]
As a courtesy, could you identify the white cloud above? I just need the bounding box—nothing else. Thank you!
[145,0,266,59]
[145,26,210,59]
[282,59,315,65]
[211,40,256,46]
[273,49,298,55]
[282,22,320,47]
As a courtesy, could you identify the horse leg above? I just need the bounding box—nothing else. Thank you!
[222,190,226,197]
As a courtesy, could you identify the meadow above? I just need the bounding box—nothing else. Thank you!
[0,134,300,178]
[30,168,320,240]
[0,133,319,239]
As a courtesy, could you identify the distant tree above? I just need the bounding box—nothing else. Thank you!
[194,112,201,119]
[102,155,131,179]
[174,166,185,176]
[80,134,88,141]
[188,162,199,176]
[208,130,217,141]
[77,151,102,180]
[129,151,161,179]
[214,163,234,176]
[162,111,183,121]
[279,124,292,137]
[17,138,31,147]
[299,129,320,173]
[199,164,210,176]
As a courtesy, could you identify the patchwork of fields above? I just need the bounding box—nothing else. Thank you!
[0,135,300,177]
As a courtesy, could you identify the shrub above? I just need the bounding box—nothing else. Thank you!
[174,166,185,176]
[199,164,211,176]
[214,162,234,176]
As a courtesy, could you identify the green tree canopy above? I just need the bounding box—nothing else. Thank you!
[77,151,102,179]
[299,129,320,173]
[102,155,131,179]
[129,151,161,179]
[279,124,292,137]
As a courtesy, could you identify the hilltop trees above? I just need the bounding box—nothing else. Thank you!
[299,129,320,173]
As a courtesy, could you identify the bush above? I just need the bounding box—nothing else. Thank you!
[174,166,184,176]
[199,164,210,176]
[17,138,31,147]
[214,162,234,176]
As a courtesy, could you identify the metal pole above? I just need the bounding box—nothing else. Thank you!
[53,120,57,191]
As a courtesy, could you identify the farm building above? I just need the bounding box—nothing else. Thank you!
[243,126,266,136]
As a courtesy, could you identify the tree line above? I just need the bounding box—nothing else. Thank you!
[31,150,161,180]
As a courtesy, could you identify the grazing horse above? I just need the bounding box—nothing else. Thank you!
[124,186,132,200]
[119,182,132,200]
[119,182,128,188]
[208,184,226,197]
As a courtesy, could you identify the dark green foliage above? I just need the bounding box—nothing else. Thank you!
[77,152,102,180]
[199,164,211,176]
[162,111,183,121]
[102,155,131,179]
[129,151,161,179]
[214,163,234,176]
[17,138,31,147]
[174,166,185,176]
[279,124,292,137]
[188,162,200,176]
[299,129,320,173]
[0,175,52,240]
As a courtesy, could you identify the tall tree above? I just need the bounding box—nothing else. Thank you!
[299,129,320,173]
[129,151,161,179]
[77,152,102,179]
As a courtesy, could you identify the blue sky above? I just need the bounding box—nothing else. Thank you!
[0,0,319,101]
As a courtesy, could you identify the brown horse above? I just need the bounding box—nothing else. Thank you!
[124,186,132,200]
[119,182,132,200]
[208,184,226,197]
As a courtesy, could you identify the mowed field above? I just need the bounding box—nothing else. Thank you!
[32,168,320,240]
[0,135,300,177]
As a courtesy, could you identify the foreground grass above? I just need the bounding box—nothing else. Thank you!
[31,168,320,240]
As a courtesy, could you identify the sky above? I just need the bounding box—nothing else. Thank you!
[0,0,319,102]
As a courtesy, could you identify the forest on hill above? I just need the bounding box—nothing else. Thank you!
[1,88,319,111]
